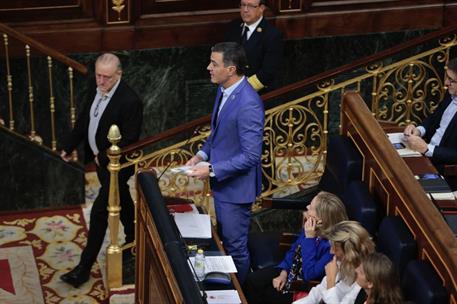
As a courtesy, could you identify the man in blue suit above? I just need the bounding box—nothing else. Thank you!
[187,42,265,283]
[404,58,457,190]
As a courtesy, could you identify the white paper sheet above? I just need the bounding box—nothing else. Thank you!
[173,213,211,238]
[171,161,212,174]
[170,165,193,174]
[189,255,238,273]
[205,290,241,304]
[387,132,422,157]
[427,192,456,200]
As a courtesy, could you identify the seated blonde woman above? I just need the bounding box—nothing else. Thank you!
[293,221,375,304]
[244,191,348,304]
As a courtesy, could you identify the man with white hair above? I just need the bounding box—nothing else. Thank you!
[60,53,143,288]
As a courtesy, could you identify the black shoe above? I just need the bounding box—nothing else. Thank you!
[60,264,91,288]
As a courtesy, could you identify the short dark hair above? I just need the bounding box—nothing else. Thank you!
[211,42,248,76]
[447,57,457,74]
[259,0,267,5]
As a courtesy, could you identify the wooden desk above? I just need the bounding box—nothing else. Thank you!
[135,170,247,304]
[341,92,457,302]
[382,124,457,212]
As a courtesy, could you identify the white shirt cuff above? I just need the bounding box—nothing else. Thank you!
[425,144,434,157]
[417,126,426,137]
[197,150,208,161]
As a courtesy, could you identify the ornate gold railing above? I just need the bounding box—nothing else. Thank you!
[105,29,457,288]
[0,22,87,154]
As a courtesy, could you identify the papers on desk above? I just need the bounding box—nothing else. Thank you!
[173,213,211,238]
[387,133,422,157]
[205,290,241,304]
[189,255,238,273]
[426,192,456,200]
[415,173,456,200]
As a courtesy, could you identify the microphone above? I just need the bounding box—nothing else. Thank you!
[157,125,201,181]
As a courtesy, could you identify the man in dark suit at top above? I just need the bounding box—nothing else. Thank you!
[404,58,457,190]
[59,53,143,287]
[225,0,284,93]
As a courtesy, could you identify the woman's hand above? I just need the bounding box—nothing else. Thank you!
[325,256,338,289]
[304,216,317,238]
[272,270,288,291]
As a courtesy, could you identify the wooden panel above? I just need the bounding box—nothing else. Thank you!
[0,0,93,22]
[0,0,78,9]
[3,0,455,53]
[141,0,239,14]
[341,91,457,300]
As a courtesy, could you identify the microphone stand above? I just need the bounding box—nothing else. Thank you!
[160,125,207,303]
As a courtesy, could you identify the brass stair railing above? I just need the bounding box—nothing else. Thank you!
[105,24,457,289]
[0,22,87,156]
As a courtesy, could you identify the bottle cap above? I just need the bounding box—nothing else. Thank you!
[197,249,204,254]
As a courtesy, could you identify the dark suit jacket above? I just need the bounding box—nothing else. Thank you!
[225,17,283,92]
[421,94,457,165]
[421,94,457,189]
[61,80,143,169]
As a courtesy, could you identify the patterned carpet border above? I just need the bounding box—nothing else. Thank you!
[0,206,107,304]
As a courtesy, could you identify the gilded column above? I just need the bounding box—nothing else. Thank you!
[106,124,122,289]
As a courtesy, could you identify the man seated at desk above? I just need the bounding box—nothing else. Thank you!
[404,58,457,190]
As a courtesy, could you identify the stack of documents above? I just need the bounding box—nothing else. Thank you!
[387,133,422,157]
[416,173,456,200]
[174,213,212,238]
[205,290,241,304]
[189,255,238,273]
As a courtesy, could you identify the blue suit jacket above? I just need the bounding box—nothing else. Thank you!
[202,78,265,203]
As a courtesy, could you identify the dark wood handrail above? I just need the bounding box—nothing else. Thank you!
[121,23,457,154]
[0,22,88,75]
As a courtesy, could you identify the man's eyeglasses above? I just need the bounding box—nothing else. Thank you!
[239,2,260,10]
[446,73,457,85]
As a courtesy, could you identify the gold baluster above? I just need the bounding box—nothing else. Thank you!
[3,34,13,130]
[286,107,294,183]
[405,62,414,125]
[47,56,56,151]
[25,45,42,144]
[107,124,122,289]
[68,67,78,161]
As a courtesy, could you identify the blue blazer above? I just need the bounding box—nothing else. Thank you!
[202,78,264,203]
[277,232,332,282]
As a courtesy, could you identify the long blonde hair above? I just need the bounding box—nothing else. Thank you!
[314,191,348,236]
[324,221,375,283]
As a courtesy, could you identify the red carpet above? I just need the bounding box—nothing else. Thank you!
[0,206,107,303]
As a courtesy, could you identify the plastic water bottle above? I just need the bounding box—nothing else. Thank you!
[194,249,206,281]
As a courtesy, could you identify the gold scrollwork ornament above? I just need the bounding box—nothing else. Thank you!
[112,0,125,21]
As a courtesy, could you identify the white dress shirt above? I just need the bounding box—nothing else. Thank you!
[417,95,457,157]
[88,78,121,155]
